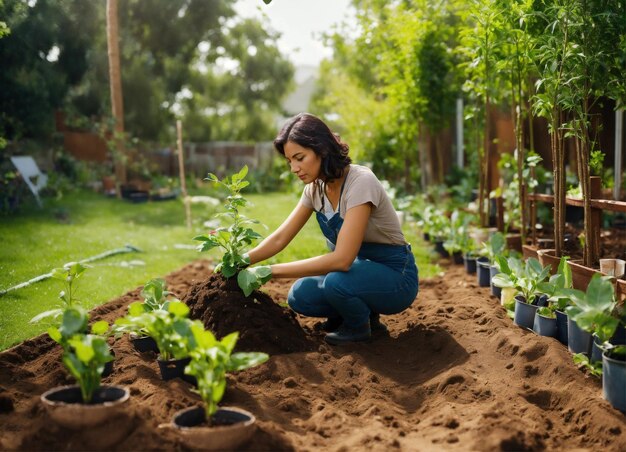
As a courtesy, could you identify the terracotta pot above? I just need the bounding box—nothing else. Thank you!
[170,406,256,451]
[506,233,522,253]
[568,260,603,291]
[41,385,129,429]
[522,244,539,261]
[536,249,560,275]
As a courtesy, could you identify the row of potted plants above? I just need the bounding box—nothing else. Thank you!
[35,266,269,450]
[426,228,626,413]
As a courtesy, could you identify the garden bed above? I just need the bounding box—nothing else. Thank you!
[1,260,625,450]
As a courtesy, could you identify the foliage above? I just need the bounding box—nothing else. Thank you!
[491,255,550,304]
[47,306,113,402]
[536,256,573,317]
[565,273,622,346]
[194,167,272,296]
[1,0,292,143]
[185,327,268,420]
[114,300,194,361]
[479,231,506,264]
[494,151,542,233]
[30,262,88,325]
[444,209,477,255]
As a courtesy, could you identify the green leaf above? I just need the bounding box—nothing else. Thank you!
[47,326,62,343]
[221,332,239,353]
[168,301,190,318]
[228,352,269,371]
[61,308,88,337]
[91,320,109,335]
[128,301,148,316]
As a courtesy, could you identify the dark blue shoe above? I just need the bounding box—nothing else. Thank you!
[370,313,388,333]
[314,316,343,332]
[324,324,371,345]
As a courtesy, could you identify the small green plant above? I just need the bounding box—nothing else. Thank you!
[30,262,89,325]
[565,273,621,346]
[140,278,175,312]
[47,307,113,402]
[589,150,605,177]
[536,257,573,318]
[114,301,195,361]
[479,232,506,264]
[112,278,178,340]
[492,256,551,304]
[444,209,476,255]
[185,325,269,422]
[194,166,272,296]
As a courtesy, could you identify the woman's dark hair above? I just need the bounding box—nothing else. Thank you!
[273,113,351,183]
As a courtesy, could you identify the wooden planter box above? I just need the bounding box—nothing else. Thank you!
[522,244,539,261]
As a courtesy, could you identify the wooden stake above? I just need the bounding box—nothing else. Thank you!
[177,120,192,229]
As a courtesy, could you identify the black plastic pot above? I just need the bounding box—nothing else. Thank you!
[567,316,592,355]
[434,240,449,258]
[158,357,196,385]
[131,335,159,353]
[514,296,538,330]
[102,350,115,377]
[591,328,626,363]
[477,258,490,287]
[489,265,501,298]
[452,251,464,265]
[534,294,549,307]
[555,310,568,346]
[603,350,626,413]
[463,254,477,274]
[533,312,557,337]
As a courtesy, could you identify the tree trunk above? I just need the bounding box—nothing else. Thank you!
[107,0,126,185]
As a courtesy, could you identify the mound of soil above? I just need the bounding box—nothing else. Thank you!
[184,273,315,355]
[1,258,626,451]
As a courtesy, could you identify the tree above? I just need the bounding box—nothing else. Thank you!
[106,0,126,185]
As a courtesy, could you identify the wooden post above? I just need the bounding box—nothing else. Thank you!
[177,120,192,230]
[589,176,601,265]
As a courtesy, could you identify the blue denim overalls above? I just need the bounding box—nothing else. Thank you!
[287,179,419,329]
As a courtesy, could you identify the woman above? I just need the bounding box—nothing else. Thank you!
[247,113,418,344]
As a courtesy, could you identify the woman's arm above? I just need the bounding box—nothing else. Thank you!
[247,201,314,265]
[270,203,372,278]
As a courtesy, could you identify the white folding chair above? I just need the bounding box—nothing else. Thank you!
[10,156,48,207]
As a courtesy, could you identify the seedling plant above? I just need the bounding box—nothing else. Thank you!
[114,300,195,361]
[30,262,89,325]
[194,166,271,296]
[47,307,113,403]
[185,325,268,423]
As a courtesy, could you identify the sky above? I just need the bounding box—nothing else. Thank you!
[234,0,355,68]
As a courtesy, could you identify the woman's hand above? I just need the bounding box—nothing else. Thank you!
[237,265,272,297]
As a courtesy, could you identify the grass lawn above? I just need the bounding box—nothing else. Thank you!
[0,189,438,351]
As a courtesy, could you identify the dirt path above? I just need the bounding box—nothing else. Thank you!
[1,259,625,451]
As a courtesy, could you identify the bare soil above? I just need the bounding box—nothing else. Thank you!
[1,259,625,451]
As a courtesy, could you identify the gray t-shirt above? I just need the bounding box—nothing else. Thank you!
[300,164,407,245]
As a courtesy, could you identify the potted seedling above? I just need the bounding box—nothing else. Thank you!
[477,232,505,289]
[564,274,626,411]
[165,324,269,450]
[492,256,550,329]
[536,257,573,343]
[443,210,473,265]
[129,278,175,353]
[115,300,197,382]
[40,307,128,430]
[194,166,272,296]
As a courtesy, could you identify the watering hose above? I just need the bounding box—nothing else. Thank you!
[0,244,141,296]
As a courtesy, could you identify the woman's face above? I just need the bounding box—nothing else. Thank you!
[284,141,323,184]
